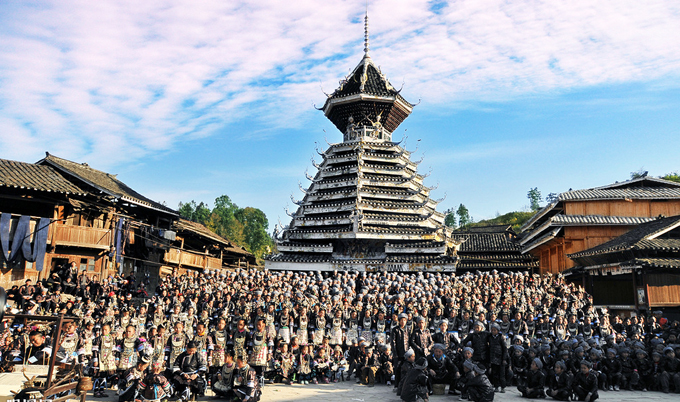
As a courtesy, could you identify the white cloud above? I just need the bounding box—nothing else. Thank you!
[1,0,679,167]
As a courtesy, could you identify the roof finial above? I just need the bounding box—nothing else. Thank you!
[364,4,370,58]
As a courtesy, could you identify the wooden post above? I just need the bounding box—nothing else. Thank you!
[632,269,639,311]
[46,313,65,389]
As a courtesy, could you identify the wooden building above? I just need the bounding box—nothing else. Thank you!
[567,215,680,312]
[453,225,538,273]
[0,153,254,289]
[519,177,680,275]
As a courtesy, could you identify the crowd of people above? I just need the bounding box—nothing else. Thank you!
[1,261,680,402]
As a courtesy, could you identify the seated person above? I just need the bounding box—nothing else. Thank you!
[547,361,572,401]
[518,358,546,398]
[119,356,150,402]
[23,331,52,365]
[233,355,259,402]
[427,343,459,396]
[464,361,494,402]
[137,362,172,401]
[572,360,598,402]
[172,341,207,401]
[213,349,237,399]
[401,357,430,402]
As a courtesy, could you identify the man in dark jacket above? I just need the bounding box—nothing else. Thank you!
[518,357,546,398]
[173,341,207,401]
[392,313,410,389]
[573,360,598,402]
[432,319,459,355]
[464,360,495,402]
[601,348,621,391]
[660,346,680,394]
[397,349,416,397]
[488,323,508,393]
[463,321,490,366]
[410,316,433,360]
[427,343,459,396]
[547,361,572,401]
[401,357,429,402]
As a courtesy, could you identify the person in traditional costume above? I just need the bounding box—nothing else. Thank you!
[212,349,237,398]
[93,323,119,398]
[172,341,207,401]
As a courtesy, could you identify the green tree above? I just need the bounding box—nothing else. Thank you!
[630,168,648,179]
[456,204,471,228]
[527,187,542,211]
[444,208,457,228]
[177,200,211,223]
[661,171,680,183]
[237,207,271,258]
[545,192,558,204]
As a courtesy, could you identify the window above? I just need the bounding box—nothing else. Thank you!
[88,258,96,272]
[80,258,88,272]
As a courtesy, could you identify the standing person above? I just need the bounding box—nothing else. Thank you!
[166,321,188,373]
[410,317,433,360]
[401,357,430,402]
[488,323,508,393]
[463,322,490,366]
[397,349,416,397]
[93,323,118,397]
[209,317,230,377]
[249,317,270,379]
[117,325,143,373]
[392,313,410,390]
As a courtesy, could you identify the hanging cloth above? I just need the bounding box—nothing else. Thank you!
[21,217,51,271]
[0,213,30,263]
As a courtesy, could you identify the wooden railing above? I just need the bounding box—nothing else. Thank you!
[52,225,111,249]
[164,247,222,269]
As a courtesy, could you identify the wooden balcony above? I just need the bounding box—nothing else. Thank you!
[164,247,222,270]
[52,225,112,250]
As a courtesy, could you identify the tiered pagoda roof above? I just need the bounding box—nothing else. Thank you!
[265,14,461,272]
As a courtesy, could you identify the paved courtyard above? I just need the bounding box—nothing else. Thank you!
[1,371,679,402]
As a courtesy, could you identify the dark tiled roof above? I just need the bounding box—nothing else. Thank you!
[558,187,680,201]
[461,225,513,233]
[175,218,232,247]
[550,214,653,226]
[593,176,680,190]
[568,215,680,258]
[633,258,680,268]
[521,178,680,233]
[328,58,407,102]
[0,158,85,195]
[39,154,177,215]
[457,233,521,252]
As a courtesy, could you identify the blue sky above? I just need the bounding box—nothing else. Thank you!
[1,0,680,230]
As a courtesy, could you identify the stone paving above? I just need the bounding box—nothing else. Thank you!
[2,371,679,402]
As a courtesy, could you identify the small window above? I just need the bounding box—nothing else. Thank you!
[80,258,88,271]
[88,258,96,272]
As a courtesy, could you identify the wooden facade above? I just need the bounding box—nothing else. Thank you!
[0,154,255,289]
[520,177,680,275]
